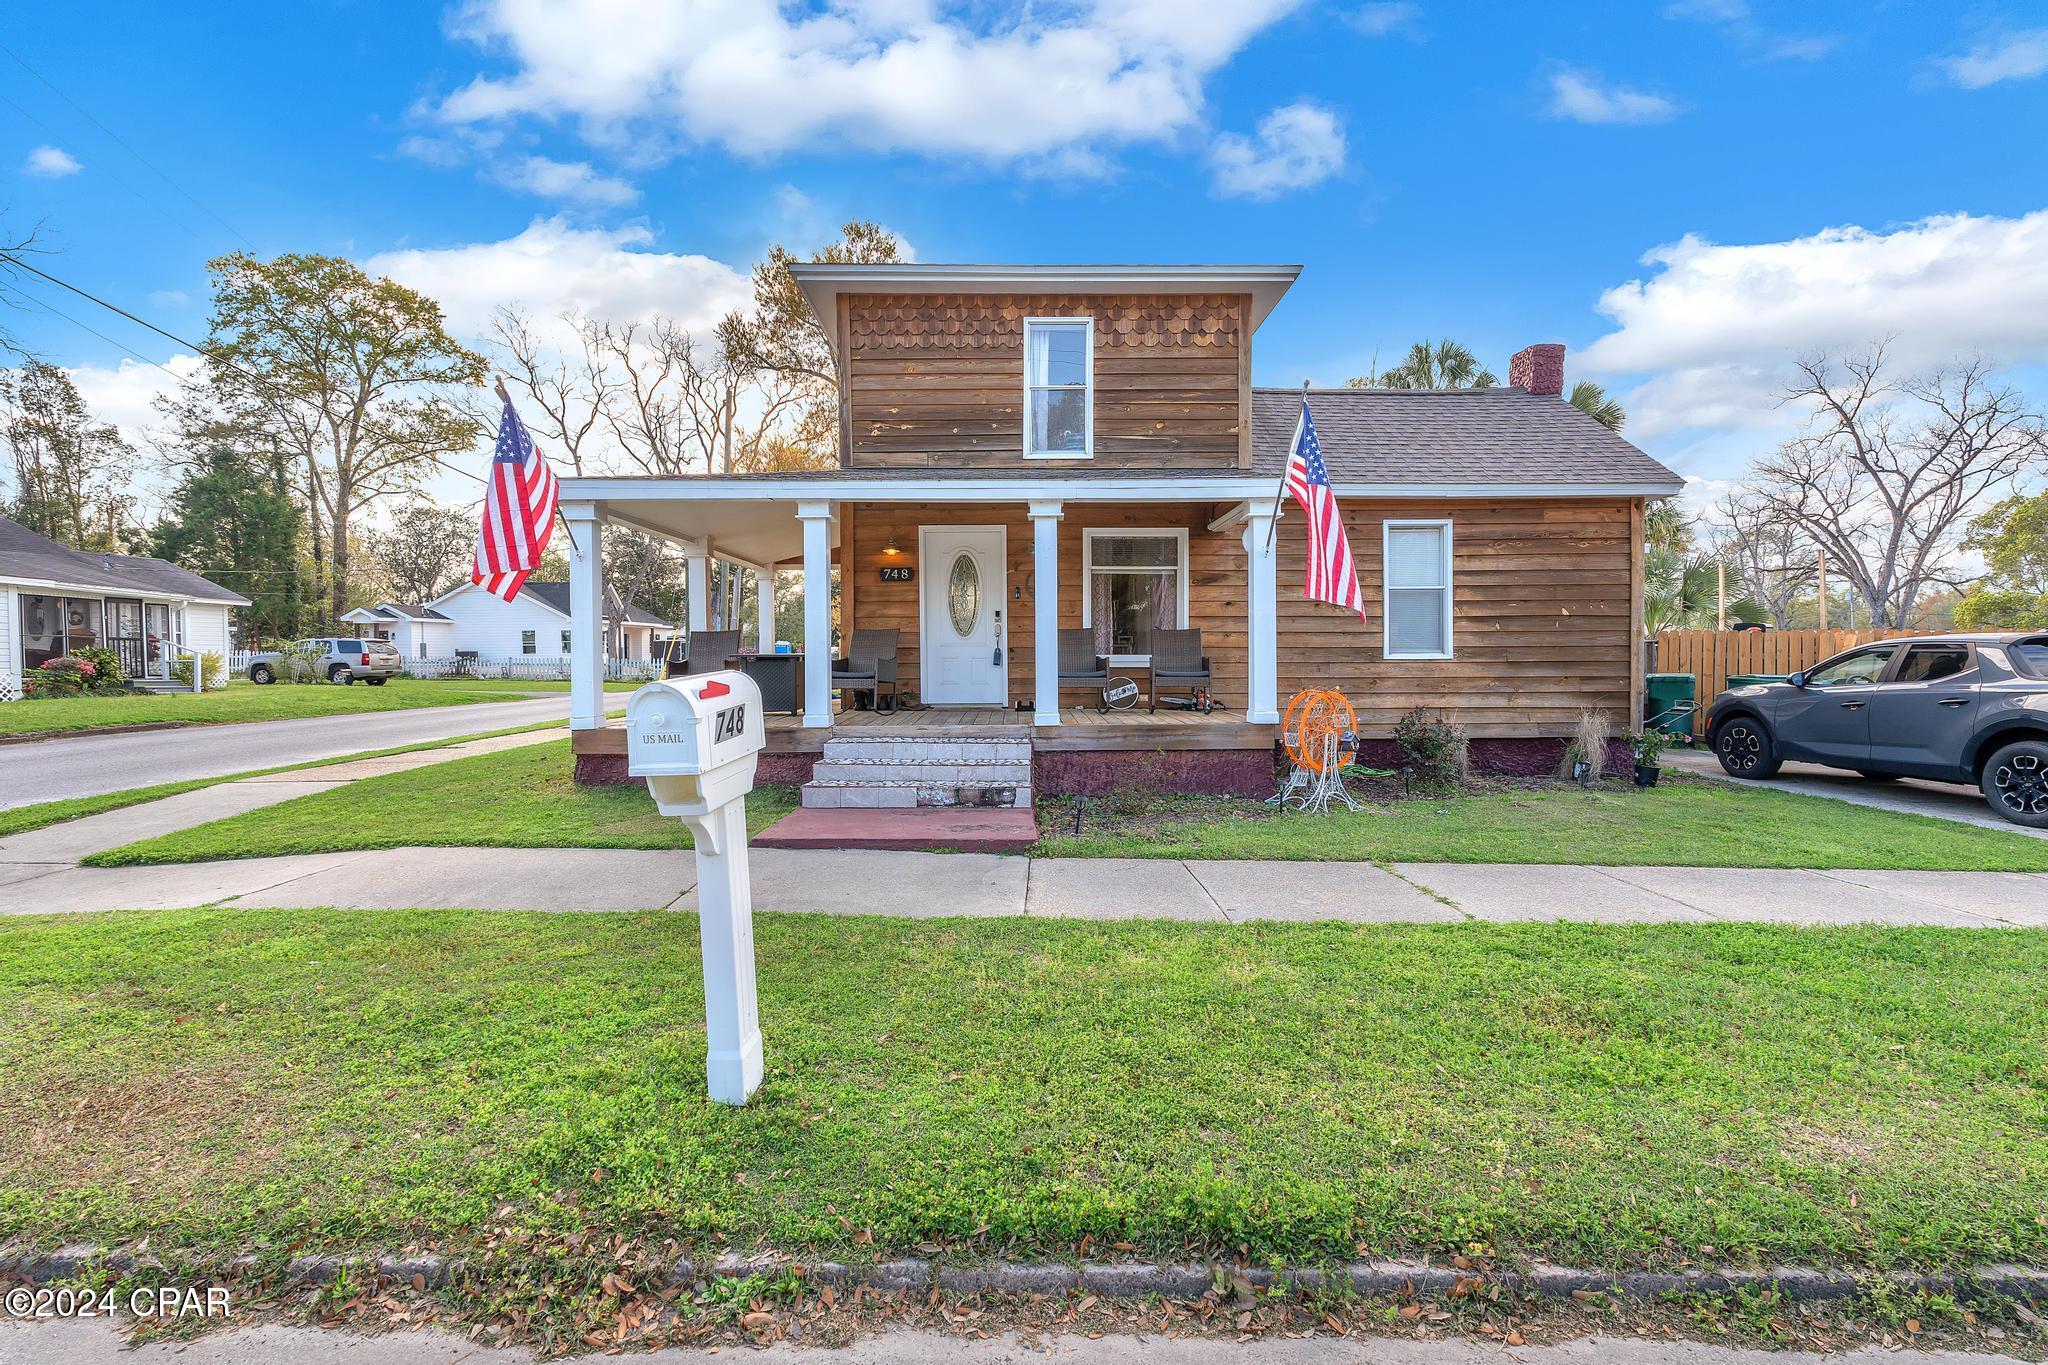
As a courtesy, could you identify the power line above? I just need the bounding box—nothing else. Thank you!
[0,40,257,252]
[0,86,208,246]
[0,250,485,487]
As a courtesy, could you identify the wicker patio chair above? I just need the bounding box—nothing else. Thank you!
[1057,628,1110,711]
[831,628,900,713]
[1148,628,1211,712]
[672,629,739,678]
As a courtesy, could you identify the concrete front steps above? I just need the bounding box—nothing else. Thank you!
[801,734,1033,810]
[761,730,1040,852]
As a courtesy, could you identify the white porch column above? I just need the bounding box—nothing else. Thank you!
[1028,500,1062,726]
[563,501,606,730]
[1242,501,1279,724]
[755,567,777,651]
[797,501,834,728]
[685,545,710,635]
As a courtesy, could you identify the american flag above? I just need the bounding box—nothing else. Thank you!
[471,393,560,602]
[1282,395,1366,621]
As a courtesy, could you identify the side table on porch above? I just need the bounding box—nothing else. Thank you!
[737,653,803,716]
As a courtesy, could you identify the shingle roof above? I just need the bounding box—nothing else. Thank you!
[384,602,450,621]
[521,580,667,626]
[0,514,251,605]
[1250,387,1684,490]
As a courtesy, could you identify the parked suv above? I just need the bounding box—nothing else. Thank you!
[247,637,403,686]
[1701,633,2048,827]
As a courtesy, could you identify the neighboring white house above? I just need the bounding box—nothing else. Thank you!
[427,579,665,661]
[1,513,247,698]
[338,602,457,660]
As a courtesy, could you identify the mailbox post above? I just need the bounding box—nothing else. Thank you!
[626,669,767,1105]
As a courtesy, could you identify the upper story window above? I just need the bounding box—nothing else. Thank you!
[1024,317,1092,458]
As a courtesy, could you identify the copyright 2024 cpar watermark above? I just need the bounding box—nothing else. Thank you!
[4,1283,233,1321]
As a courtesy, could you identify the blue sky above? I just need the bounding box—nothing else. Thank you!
[7,1,2048,509]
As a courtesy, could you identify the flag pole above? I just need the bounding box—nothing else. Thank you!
[492,373,572,544]
[1262,380,1309,552]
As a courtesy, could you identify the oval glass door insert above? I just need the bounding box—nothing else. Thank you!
[947,553,980,638]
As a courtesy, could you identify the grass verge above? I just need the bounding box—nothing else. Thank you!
[0,677,573,739]
[84,740,795,864]
[2,907,2043,1270]
[1036,779,2048,871]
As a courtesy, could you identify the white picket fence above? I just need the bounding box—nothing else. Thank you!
[224,651,662,682]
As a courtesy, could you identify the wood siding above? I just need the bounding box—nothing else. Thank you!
[843,294,1248,470]
[844,495,1640,739]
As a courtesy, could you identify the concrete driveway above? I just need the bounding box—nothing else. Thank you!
[1664,749,2048,840]
[0,695,576,809]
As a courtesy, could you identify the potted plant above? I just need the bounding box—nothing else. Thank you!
[1628,728,1670,787]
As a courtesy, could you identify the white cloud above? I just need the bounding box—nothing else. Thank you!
[1936,28,2048,89]
[1664,1,1836,63]
[365,217,752,347]
[61,353,203,453]
[1348,3,1421,38]
[147,289,188,308]
[1208,101,1345,200]
[492,155,639,206]
[431,0,1303,165]
[1580,211,2048,440]
[1545,69,1680,124]
[23,146,82,178]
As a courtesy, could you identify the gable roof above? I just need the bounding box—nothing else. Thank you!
[340,602,453,623]
[1249,387,1685,492]
[520,580,666,626]
[0,515,251,605]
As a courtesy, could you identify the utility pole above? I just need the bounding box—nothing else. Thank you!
[1816,546,1829,631]
[1716,560,1726,631]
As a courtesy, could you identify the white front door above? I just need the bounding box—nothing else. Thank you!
[920,526,1007,705]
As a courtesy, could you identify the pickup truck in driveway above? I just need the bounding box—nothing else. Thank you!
[1701,632,2048,828]
[247,637,403,686]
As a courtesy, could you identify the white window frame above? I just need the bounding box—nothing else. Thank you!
[1381,519,1454,661]
[520,629,537,655]
[1022,316,1094,460]
[560,628,573,654]
[1080,528,1190,634]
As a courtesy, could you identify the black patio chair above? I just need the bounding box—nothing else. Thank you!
[1148,628,1211,712]
[670,629,739,678]
[831,628,900,713]
[1058,628,1110,711]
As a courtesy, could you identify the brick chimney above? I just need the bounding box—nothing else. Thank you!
[1509,343,1565,397]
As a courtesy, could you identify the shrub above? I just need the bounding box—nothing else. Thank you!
[1628,727,1671,769]
[71,645,127,691]
[169,650,229,691]
[1562,708,1612,781]
[24,656,98,698]
[1394,706,1469,789]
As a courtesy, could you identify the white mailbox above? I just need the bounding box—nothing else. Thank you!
[625,669,767,1105]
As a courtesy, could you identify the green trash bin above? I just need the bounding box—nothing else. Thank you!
[1725,674,1788,688]
[1644,673,1696,737]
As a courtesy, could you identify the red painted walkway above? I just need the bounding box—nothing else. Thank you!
[753,805,1038,854]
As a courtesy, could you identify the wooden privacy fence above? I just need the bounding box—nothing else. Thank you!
[1652,629,1919,733]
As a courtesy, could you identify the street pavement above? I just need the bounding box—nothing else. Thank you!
[3,1322,2035,1365]
[1664,749,2048,840]
[0,695,577,809]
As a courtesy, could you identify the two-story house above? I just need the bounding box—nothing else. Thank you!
[557,265,1683,842]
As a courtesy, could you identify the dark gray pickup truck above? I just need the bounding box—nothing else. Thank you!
[1701,632,2048,828]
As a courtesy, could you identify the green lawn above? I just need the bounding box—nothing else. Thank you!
[1038,781,2048,871]
[0,678,571,738]
[2,907,2043,1271]
[86,740,796,865]
[87,742,2048,871]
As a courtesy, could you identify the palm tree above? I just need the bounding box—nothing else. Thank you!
[1569,379,1626,431]
[1354,339,1497,389]
[1643,546,1767,633]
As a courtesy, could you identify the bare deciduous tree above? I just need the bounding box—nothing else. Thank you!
[1744,347,2047,627]
[489,307,615,476]
[1707,488,1809,627]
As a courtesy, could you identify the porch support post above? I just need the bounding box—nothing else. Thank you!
[797,501,835,729]
[563,500,606,731]
[685,546,710,635]
[755,567,776,651]
[1243,500,1279,725]
[1028,500,1062,726]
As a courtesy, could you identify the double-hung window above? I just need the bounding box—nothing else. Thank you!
[1024,317,1092,458]
[560,629,573,654]
[1383,520,1453,659]
[520,629,537,655]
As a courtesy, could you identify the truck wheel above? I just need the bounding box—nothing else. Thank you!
[1981,740,2048,828]
[329,665,355,685]
[250,664,274,685]
[1713,716,1782,778]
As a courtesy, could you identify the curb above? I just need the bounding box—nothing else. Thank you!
[5,1244,2045,1306]
[0,722,195,746]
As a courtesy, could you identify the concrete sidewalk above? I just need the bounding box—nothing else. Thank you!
[8,842,2045,926]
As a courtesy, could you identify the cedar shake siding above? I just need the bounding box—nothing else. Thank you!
[843,293,1250,471]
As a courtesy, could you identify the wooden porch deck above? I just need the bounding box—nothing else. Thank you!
[573,706,1274,756]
